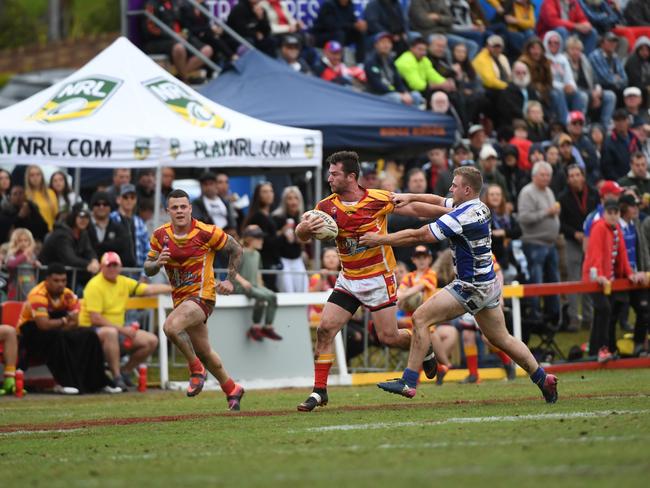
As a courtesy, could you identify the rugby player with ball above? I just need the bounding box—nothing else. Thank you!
[295,151,450,411]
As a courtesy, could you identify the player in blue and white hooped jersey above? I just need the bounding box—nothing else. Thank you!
[359,166,559,404]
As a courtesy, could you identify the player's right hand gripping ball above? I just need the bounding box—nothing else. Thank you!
[306,209,338,240]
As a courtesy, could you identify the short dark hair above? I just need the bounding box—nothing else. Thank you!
[46,262,67,276]
[631,151,646,161]
[566,163,585,176]
[326,151,361,179]
[453,166,483,194]
[167,189,190,201]
[410,37,426,48]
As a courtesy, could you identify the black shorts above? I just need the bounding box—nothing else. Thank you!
[327,289,395,315]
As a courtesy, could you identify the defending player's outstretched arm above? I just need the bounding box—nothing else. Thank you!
[359,224,437,248]
[391,192,451,219]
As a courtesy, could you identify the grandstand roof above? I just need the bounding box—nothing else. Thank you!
[200,50,456,156]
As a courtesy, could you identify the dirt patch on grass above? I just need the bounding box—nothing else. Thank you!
[2,391,648,434]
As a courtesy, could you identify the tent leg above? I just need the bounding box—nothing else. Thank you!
[153,166,162,229]
[73,167,81,198]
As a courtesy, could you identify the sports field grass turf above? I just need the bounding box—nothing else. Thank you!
[1,369,649,487]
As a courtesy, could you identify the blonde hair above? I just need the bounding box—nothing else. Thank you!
[272,186,304,220]
[432,249,455,286]
[8,228,35,257]
[453,166,483,194]
[25,165,57,217]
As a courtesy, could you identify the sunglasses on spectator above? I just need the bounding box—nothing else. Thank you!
[94,201,110,207]
[105,263,120,268]
[121,194,136,200]
[570,120,584,125]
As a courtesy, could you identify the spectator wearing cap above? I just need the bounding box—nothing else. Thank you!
[582,179,624,249]
[537,0,598,54]
[499,61,541,130]
[625,37,650,107]
[192,172,237,232]
[567,110,602,185]
[365,32,424,107]
[565,35,616,128]
[589,32,628,98]
[364,0,410,55]
[39,203,100,278]
[582,198,646,362]
[624,87,650,127]
[395,37,454,100]
[0,185,49,244]
[618,152,650,198]
[315,40,367,86]
[472,34,511,93]
[618,192,650,356]
[479,144,510,201]
[468,123,487,161]
[311,0,367,63]
[88,191,134,268]
[544,31,589,119]
[435,141,472,196]
[559,164,598,330]
[79,252,171,390]
[396,244,437,319]
[226,0,275,57]
[109,184,150,268]
[359,162,380,189]
[602,109,640,182]
[517,161,562,323]
[234,225,283,341]
[279,35,312,74]
[557,132,586,171]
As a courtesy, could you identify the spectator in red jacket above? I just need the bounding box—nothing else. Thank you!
[582,199,646,362]
[537,0,598,54]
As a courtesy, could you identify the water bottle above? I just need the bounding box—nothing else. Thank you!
[138,364,148,393]
[589,267,597,282]
[15,369,24,398]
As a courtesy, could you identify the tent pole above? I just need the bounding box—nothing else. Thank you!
[154,165,162,229]
[313,163,322,270]
[73,167,81,199]
[120,0,128,36]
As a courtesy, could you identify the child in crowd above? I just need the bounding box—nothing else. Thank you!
[234,225,283,342]
[5,228,40,300]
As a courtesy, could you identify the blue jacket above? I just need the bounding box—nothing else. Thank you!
[602,129,640,181]
[364,51,407,94]
[577,0,623,33]
[312,0,358,36]
[588,48,628,91]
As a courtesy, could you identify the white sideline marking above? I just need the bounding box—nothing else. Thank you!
[296,409,650,433]
[0,428,82,437]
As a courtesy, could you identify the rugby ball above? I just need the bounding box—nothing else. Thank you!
[305,209,338,240]
[400,292,423,313]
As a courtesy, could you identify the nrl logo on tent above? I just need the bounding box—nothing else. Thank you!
[29,76,122,124]
[143,77,228,129]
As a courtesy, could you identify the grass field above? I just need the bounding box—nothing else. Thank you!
[1,369,650,487]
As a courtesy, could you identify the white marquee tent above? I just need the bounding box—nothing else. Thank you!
[0,36,322,171]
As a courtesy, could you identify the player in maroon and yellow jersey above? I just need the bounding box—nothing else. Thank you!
[295,151,450,411]
[144,189,245,410]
